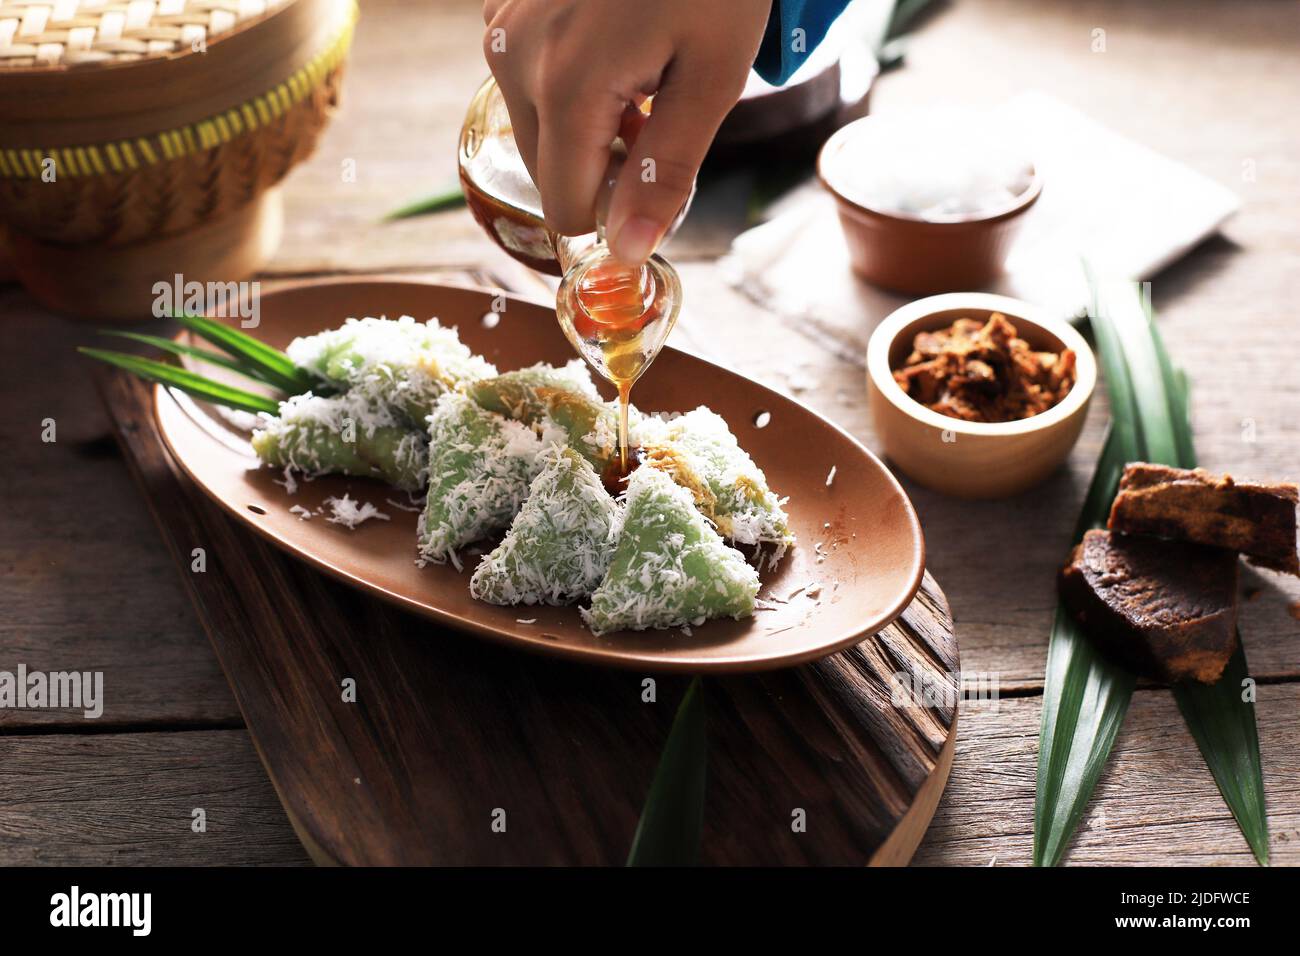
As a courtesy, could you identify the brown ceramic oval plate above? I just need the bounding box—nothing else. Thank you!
[154,278,924,672]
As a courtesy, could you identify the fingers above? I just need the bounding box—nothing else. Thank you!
[606,55,740,264]
[481,6,542,188]
[505,98,542,193]
[535,82,629,235]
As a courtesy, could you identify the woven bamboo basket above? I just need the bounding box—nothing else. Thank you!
[0,0,357,321]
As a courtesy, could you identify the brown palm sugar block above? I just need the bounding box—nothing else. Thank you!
[1059,530,1239,684]
[1107,463,1300,576]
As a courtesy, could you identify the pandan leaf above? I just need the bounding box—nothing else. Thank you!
[1173,645,1269,864]
[99,330,282,389]
[1036,273,1270,865]
[1034,426,1137,867]
[172,312,317,396]
[383,184,466,221]
[79,348,281,416]
[1144,291,1270,864]
[627,678,707,866]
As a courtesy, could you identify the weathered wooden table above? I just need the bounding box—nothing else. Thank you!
[2,0,1297,865]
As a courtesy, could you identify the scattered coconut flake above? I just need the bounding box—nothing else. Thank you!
[786,584,808,600]
[754,598,780,611]
[385,497,422,513]
[289,505,314,521]
[805,583,823,598]
[786,371,817,394]
[322,494,390,529]
[516,618,537,625]
[825,466,837,487]
[274,466,299,495]
[679,625,693,637]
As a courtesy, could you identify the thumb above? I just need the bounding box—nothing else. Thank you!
[606,58,738,265]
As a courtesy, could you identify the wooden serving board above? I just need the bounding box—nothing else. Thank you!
[94,293,961,866]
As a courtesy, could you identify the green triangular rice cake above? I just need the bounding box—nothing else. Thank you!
[468,359,599,423]
[583,467,759,635]
[287,315,497,426]
[641,407,793,566]
[472,360,646,477]
[544,391,655,476]
[470,446,618,606]
[251,391,427,492]
[417,393,547,568]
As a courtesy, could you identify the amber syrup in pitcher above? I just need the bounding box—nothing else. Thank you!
[557,243,680,477]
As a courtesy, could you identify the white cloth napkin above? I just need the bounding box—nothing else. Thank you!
[721,91,1240,350]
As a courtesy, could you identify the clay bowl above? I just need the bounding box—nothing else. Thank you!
[866,293,1096,499]
[818,117,1041,295]
[155,278,927,672]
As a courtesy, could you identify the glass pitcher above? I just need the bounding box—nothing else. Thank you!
[458,76,685,468]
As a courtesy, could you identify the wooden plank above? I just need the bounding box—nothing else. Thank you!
[0,729,308,866]
[915,682,1300,866]
[0,287,240,729]
[97,363,959,866]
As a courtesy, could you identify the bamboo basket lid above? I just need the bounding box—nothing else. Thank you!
[0,0,291,70]
[0,0,354,146]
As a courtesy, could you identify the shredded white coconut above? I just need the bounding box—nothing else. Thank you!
[583,468,759,635]
[275,466,299,496]
[285,314,497,425]
[639,406,794,568]
[322,495,390,529]
[418,393,548,569]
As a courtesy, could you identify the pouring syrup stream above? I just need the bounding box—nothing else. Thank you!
[567,147,661,475]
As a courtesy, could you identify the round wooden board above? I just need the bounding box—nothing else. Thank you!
[99,278,960,865]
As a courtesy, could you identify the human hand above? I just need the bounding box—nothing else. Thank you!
[482,0,772,264]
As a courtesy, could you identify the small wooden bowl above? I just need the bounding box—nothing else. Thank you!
[866,293,1096,499]
[818,118,1041,295]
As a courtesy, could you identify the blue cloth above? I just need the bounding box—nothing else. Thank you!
[753,0,854,86]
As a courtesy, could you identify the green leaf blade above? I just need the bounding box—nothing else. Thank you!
[1035,608,1136,867]
[1037,274,1269,866]
[1172,644,1269,865]
[1035,425,1138,867]
[173,313,317,396]
[79,348,282,416]
[99,330,281,388]
[383,184,466,221]
[627,677,707,867]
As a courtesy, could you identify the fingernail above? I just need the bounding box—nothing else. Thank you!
[611,216,662,265]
